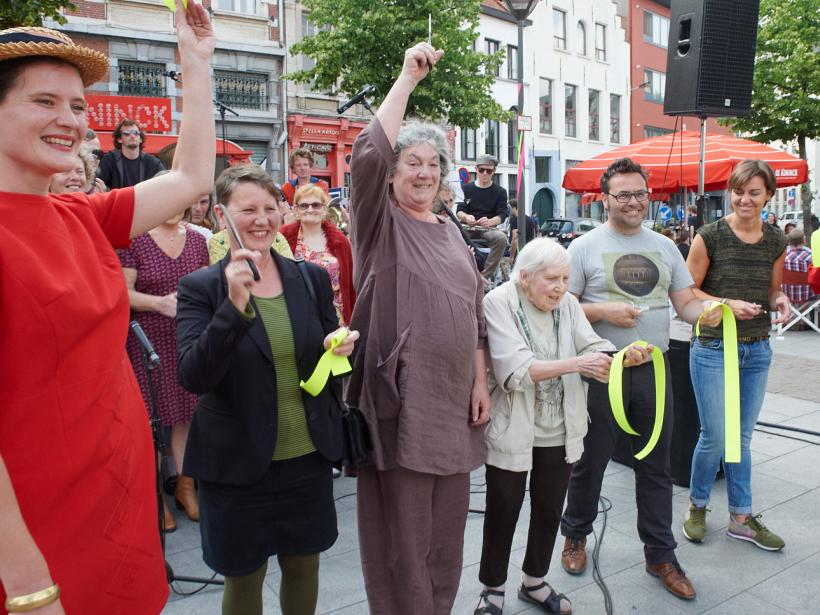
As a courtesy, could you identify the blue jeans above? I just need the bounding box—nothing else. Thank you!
[689,337,772,514]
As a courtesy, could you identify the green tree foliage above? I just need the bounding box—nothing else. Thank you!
[287,0,508,128]
[721,0,820,229]
[1,0,76,29]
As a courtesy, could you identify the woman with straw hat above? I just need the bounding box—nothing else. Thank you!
[0,5,215,614]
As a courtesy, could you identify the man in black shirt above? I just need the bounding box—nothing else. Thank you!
[457,154,508,281]
[97,119,165,189]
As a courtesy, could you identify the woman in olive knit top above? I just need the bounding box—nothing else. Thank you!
[176,165,358,615]
[683,160,790,552]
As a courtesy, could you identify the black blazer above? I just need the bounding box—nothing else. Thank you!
[176,250,343,485]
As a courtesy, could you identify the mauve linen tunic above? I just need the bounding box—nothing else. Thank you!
[346,117,487,475]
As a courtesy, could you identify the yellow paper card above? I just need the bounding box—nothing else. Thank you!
[607,341,666,460]
[300,329,352,396]
[695,302,740,463]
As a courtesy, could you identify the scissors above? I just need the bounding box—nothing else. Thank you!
[215,203,261,282]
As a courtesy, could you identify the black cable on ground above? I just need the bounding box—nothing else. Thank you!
[591,495,614,615]
[756,421,820,438]
[171,573,221,597]
[754,427,820,446]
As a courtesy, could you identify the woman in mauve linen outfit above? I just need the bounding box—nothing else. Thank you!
[345,43,492,615]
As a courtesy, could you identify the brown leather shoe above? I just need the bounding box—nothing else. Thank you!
[174,475,199,522]
[162,497,177,533]
[646,562,696,600]
[561,537,587,575]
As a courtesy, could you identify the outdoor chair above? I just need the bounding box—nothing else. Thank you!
[776,268,820,335]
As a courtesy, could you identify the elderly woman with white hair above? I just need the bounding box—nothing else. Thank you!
[475,238,650,615]
[346,43,491,614]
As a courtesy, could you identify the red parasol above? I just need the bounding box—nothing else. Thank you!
[563,131,808,194]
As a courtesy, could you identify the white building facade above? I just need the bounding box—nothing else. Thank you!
[454,0,631,222]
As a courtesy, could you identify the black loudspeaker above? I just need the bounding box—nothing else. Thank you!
[663,0,760,117]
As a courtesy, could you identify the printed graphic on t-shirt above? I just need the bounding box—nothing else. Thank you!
[602,252,668,305]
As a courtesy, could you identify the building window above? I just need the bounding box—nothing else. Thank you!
[610,94,621,143]
[215,0,261,15]
[214,71,268,111]
[588,89,600,141]
[577,22,587,56]
[461,127,476,160]
[644,10,670,48]
[301,13,316,71]
[535,156,551,183]
[539,78,552,134]
[507,174,517,201]
[553,9,567,50]
[485,119,500,159]
[117,61,166,97]
[506,45,519,80]
[643,125,674,139]
[507,118,519,164]
[595,23,607,61]
[486,39,500,76]
[644,68,666,103]
[564,84,577,138]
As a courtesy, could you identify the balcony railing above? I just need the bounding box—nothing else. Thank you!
[214,71,269,111]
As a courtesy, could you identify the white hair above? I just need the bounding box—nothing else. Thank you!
[511,238,570,283]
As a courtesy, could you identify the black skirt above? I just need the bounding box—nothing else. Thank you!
[198,451,337,576]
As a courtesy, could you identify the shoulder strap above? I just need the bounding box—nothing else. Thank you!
[295,258,318,307]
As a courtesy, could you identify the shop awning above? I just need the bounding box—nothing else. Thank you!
[563,131,808,194]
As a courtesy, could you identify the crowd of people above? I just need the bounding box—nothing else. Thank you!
[1,8,812,615]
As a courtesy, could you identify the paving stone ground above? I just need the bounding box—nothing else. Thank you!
[162,329,820,614]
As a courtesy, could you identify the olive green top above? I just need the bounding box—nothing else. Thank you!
[697,218,786,339]
[254,295,317,460]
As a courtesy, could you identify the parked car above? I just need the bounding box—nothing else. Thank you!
[540,218,602,246]
[779,210,803,230]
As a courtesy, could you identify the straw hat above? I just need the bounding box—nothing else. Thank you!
[0,26,108,86]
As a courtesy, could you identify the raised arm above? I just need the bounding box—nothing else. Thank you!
[375,43,443,147]
[131,3,216,237]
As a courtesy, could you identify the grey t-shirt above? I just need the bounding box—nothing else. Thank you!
[567,224,693,352]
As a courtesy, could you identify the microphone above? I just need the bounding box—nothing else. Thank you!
[130,320,160,366]
[163,70,181,81]
[337,84,376,115]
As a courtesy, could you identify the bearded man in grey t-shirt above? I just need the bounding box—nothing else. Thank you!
[558,158,722,601]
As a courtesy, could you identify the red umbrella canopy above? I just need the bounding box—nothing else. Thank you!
[563,130,808,194]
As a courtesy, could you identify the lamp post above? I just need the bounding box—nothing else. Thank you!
[504,0,539,251]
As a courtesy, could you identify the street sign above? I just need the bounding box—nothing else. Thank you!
[516,115,532,131]
[658,205,672,221]
[458,167,470,184]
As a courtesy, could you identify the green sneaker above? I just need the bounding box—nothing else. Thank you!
[682,504,708,543]
[726,514,785,551]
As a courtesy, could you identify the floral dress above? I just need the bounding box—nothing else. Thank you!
[294,226,345,324]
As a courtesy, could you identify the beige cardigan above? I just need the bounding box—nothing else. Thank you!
[483,281,615,471]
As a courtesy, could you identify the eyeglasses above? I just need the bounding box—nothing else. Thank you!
[296,201,326,211]
[476,167,495,175]
[121,129,141,136]
[608,190,650,204]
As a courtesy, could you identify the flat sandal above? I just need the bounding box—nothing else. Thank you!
[518,581,572,615]
[474,588,504,615]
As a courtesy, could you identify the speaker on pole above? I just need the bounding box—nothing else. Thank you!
[663,0,760,117]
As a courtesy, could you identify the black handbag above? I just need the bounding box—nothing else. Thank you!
[295,259,372,465]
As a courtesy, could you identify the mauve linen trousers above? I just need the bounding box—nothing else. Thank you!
[357,465,470,615]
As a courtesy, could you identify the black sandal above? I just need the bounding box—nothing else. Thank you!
[474,588,504,615]
[518,581,572,615]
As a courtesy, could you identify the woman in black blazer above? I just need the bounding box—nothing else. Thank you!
[176,165,357,615]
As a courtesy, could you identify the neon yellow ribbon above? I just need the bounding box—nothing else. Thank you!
[300,329,352,396]
[695,302,740,463]
[163,0,188,12]
[812,229,819,266]
[607,341,666,460]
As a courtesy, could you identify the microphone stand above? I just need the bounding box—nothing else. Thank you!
[131,325,224,590]
[213,98,239,172]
